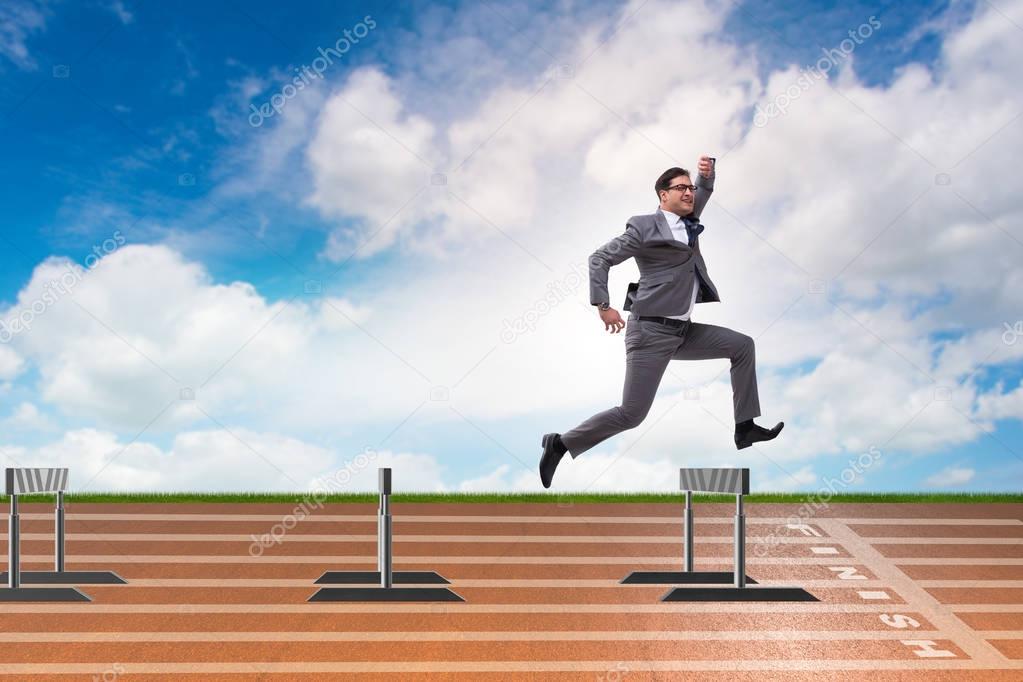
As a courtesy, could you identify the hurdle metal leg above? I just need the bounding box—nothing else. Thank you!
[683,490,693,572]
[309,468,464,602]
[379,482,393,588]
[620,489,757,585]
[0,490,126,587]
[0,494,90,602]
[9,494,19,590]
[55,490,64,573]
[661,491,817,602]
[734,493,745,589]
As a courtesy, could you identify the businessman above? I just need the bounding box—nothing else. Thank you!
[539,156,783,488]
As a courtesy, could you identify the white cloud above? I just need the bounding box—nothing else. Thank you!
[0,0,49,70]
[0,428,449,493]
[0,245,383,434]
[0,344,24,380]
[5,0,1023,492]
[974,380,1023,421]
[755,465,818,493]
[106,0,133,25]
[305,67,439,258]
[923,465,975,488]
[459,464,514,492]
[168,37,199,96]
[0,401,57,432]
[463,453,697,493]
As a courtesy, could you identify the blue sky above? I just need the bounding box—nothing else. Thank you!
[1,0,1021,494]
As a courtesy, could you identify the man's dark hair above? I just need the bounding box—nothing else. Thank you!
[655,166,690,200]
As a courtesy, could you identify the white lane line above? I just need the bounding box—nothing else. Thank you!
[0,603,955,614]
[839,519,1023,526]
[816,518,1009,666]
[828,566,868,580]
[3,573,1012,589]
[2,661,1020,673]
[901,640,958,658]
[0,603,1009,614]
[62,578,892,589]
[917,581,1023,588]
[811,547,841,554]
[7,555,1023,567]
[15,531,1014,543]
[857,591,892,600]
[895,559,1023,565]
[3,534,857,543]
[0,555,890,565]
[17,514,1023,525]
[0,630,946,642]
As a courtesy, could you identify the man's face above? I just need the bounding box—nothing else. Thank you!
[660,174,694,215]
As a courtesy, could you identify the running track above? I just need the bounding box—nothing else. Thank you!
[0,502,1020,680]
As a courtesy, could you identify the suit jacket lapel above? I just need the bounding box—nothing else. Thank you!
[654,207,692,251]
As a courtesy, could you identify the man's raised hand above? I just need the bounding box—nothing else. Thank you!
[697,155,715,178]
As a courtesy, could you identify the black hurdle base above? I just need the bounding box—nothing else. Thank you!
[0,570,126,585]
[622,478,817,603]
[307,468,465,603]
[621,571,757,585]
[0,587,91,602]
[314,570,450,585]
[309,586,464,602]
[309,571,463,602]
[661,585,818,602]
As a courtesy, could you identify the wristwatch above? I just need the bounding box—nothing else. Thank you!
[597,302,610,311]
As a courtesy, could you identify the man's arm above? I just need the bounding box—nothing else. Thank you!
[691,156,716,220]
[588,222,642,307]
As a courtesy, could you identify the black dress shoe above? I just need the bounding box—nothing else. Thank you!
[539,433,566,488]
[734,420,784,450]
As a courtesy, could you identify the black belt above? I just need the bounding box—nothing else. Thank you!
[637,316,691,329]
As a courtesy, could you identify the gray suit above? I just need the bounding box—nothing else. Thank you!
[561,170,762,458]
[588,170,719,315]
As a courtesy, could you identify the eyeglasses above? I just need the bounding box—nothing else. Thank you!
[666,183,698,194]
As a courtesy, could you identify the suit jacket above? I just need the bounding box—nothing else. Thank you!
[588,170,721,316]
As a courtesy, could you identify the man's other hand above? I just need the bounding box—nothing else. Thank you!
[697,155,715,178]
[599,307,625,333]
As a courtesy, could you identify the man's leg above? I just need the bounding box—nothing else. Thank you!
[560,319,675,458]
[671,322,761,423]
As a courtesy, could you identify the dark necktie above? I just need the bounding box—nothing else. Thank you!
[682,216,704,247]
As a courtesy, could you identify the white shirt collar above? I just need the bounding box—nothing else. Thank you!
[660,207,684,226]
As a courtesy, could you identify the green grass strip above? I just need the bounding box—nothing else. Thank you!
[0,491,1020,504]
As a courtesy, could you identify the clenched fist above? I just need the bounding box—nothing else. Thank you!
[697,155,715,178]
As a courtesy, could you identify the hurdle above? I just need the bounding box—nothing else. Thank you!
[308,467,463,602]
[623,467,817,602]
[1,468,125,602]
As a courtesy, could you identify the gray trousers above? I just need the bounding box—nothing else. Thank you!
[560,315,761,458]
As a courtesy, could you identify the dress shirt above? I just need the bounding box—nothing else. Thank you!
[657,207,700,320]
